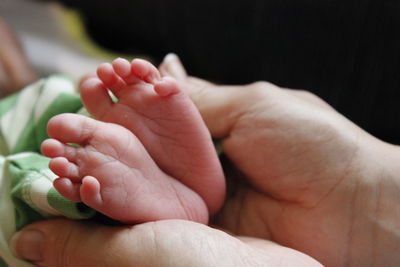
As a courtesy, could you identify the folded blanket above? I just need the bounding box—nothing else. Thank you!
[0,76,96,267]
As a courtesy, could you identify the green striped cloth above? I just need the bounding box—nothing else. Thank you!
[0,76,96,267]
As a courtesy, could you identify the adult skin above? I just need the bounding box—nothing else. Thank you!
[11,219,321,266]
[160,55,400,266]
[11,55,400,266]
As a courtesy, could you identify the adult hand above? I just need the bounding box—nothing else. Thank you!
[10,54,321,267]
[11,219,321,267]
[10,54,400,267]
[0,18,36,96]
[160,54,400,266]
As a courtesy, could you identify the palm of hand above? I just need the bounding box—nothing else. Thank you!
[213,87,364,265]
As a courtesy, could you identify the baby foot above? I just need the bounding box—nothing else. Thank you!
[42,114,208,224]
[79,58,225,214]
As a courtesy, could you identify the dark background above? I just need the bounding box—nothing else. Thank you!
[59,0,400,144]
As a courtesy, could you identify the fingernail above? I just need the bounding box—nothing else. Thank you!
[10,230,44,261]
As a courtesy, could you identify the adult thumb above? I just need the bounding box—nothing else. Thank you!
[11,219,141,267]
[12,219,220,267]
[10,219,322,267]
[10,219,242,267]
